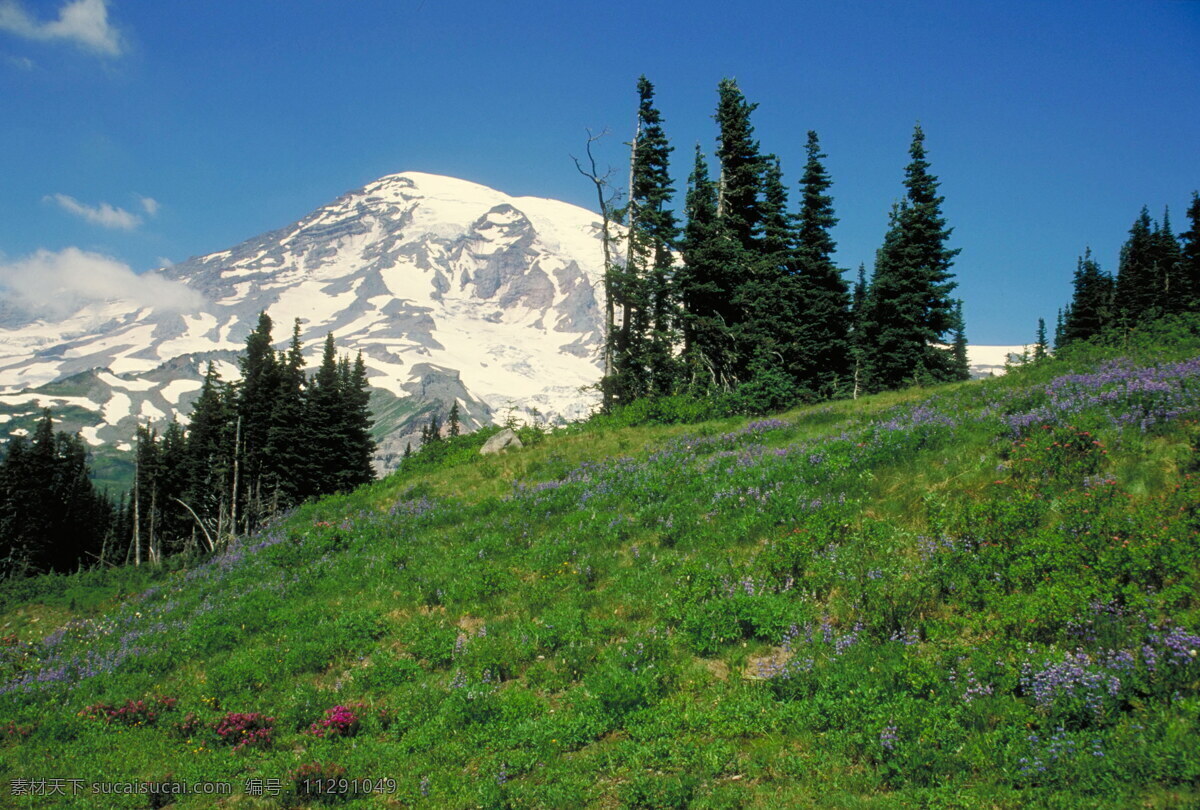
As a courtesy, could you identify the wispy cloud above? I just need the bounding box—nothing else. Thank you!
[46,193,141,230]
[0,0,123,57]
[138,195,159,217]
[0,247,204,319]
[4,53,33,70]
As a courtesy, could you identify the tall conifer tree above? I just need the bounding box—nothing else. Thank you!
[679,146,740,390]
[794,131,852,397]
[861,125,961,390]
[1115,207,1158,326]
[1061,249,1114,347]
[1180,192,1200,311]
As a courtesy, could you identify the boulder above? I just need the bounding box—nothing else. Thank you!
[480,428,523,455]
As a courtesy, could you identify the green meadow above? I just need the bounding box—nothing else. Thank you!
[2,326,1199,808]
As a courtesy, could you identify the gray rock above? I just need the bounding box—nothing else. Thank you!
[480,428,522,455]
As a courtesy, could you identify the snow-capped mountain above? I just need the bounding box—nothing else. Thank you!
[0,172,608,469]
[0,170,1019,477]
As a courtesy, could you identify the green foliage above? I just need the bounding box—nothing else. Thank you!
[2,333,1200,807]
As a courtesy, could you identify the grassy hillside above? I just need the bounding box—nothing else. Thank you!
[2,329,1199,808]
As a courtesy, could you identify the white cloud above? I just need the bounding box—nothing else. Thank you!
[138,196,159,217]
[0,0,122,57]
[0,247,204,319]
[47,193,141,230]
[4,53,33,70]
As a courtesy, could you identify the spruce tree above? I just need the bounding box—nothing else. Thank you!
[1115,207,1158,326]
[1061,249,1114,346]
[448,401,461,437]
[611,76,681,402]
[861,125,961,390]
[632,77,682,397]
[1034,318,1048,361]
[183,362,233,541]
[236,311,280,528]
[307,333,343,495]
[340,351,375,489]
[732,155,802,402]
[714,78,765,253]
[1153,207,1183,314]
[678,145,741,390]
[793,131,852,398]
[265,319,313,504]
[951,301,970,379]
[1180,192,1200,311]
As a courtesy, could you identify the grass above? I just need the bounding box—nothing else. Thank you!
[1,330,1199,808]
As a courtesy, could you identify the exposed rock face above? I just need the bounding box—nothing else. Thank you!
[0,172,610,472]
[479,428,523,455]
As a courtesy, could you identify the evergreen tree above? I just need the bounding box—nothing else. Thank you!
[183,362,234,542]
[265,319,313,505]
[157,419,191,555]
[713,78,765,253]
[339,351,376,490]
[849,264,868,398]
[608,76,680,403]
[448,401,461,437]
[861,125,961,391]
[1153,207,1184,314]
[951,301,970,380]
[678,145,741,390]
[307,333,344,495]
[0,410,109,576]
[1054,308,1066,351]
[793,131,852,398]
[1180,192,1200,312]
[1034,318,1048,361]
[1061,249,1114,346]
[731,155,802,402]
[630,76,682,398]
[1115,207,1158,326]
[236,311,280,528]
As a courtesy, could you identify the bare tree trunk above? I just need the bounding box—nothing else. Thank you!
[148,487,158,566]
[133,446,141,567]
[229,415,241,542]
[573,129,619,411]
[173,497,215,553]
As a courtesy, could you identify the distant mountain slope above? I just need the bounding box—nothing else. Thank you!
[0,172,609,469]
[0,171,1019,473]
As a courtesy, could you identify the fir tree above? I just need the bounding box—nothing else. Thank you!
[951,301,970,380]
[1061,249,1113,347]
[678,145,741,390]
[1153,207,1183,314]
[610,76,680,402]
[307,333,344,495]
[265,319,313,504]
[1034,318,1048,361]
[1115,207,1158,326]
[793,131,852,398]
[448,401,461,437]
[236,311,280,528]
[713,78,765,253]
[183,362,233,541]
[731,155,802,401]
[1180,192,1200,311]
[861,125,961,391]
[339,351,375,490]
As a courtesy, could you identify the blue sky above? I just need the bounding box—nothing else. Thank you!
[0,0,1197,344]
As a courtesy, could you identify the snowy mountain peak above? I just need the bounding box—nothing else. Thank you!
[0,172,608,471]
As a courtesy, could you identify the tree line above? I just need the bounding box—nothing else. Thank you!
[1053,195,1200,350]
[588,76,969,414]
[0,312,375,579]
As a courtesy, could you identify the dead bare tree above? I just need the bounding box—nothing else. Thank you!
[572,128,623,412]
